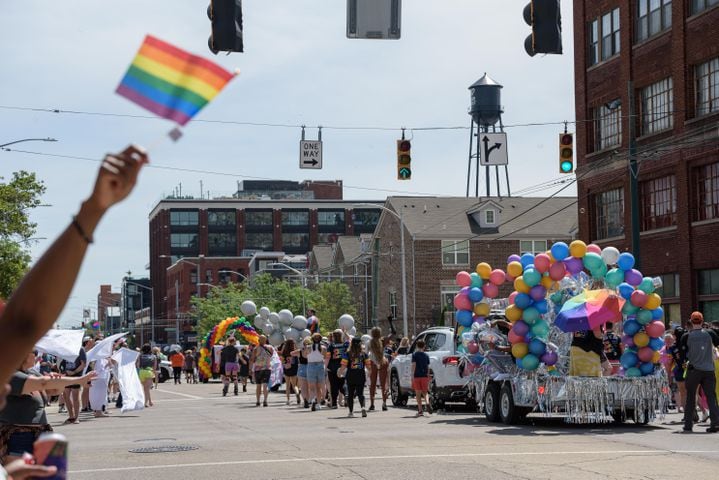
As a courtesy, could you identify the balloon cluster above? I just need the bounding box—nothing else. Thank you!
[454,262,505,328]
[254,308,309,347]
[198,313,260,380]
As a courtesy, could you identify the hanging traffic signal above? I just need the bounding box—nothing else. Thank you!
[523,0,562,56]
[397,139,411,180]
[207,0,244,54]
[559,133,574,174]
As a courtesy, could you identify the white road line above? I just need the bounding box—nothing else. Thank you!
[69,449,719,474]
[153,389,203,400]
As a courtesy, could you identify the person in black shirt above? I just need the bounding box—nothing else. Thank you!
[411,339,431,417]
[326,330,349,409]
[340,337,370,418]
[220,338,240,396]
[60,346,87,424]
[238,347,250,392]
[281,340,300,405]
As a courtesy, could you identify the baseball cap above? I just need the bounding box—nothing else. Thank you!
[690,311,704,324]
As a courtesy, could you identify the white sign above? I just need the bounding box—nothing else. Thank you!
[300,140,323,169]
[479,133,508,166]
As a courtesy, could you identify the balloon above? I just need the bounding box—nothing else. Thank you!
[638,346,654,363]
[534,299,549,314]
[620,351,639,370]
[550,241,570,261]
[507,254,522,264]
[456,271,472,287]
[454,293,473,311]
[586,244,602,254]
[630,290,648,308]
[529,338,546,356]
[638,277,655,294]
[534,253,551,273]
[511,342,529,358]
[482,283,499,299]
[514,276,531,294]
[622,334,635,348]
[468,287,484,302]
[590,262,608,280]
[269,311,281,325]
[361,334,371,346]
[651,350,661,363]
[291,315,308,330]
[467,341,479,354]
[476,263,492,280]
[338,314,355,330]
[617,252,635,271]
[582,252,603,272]
[269,331,284,347]
[474,302,490,317]
[521,354,540,370]
[259,306,271,320]
[622,302,639,316]
[240,300,257,316]
[456,309,473,327]
[253,316,266,329]
[639,362,655,375]
[505,305,523,322]
[562,257,583,275]
[541,350,558,366]
[645,321,665,338]
[278,309,294,327]
[624,269,643,286]
[626,367,642,377]
[549,262,566,281]
[618,283,634,300]
[633,332,650,348]
[649,337,665,351]
[568,240,587,258]
[522,307,540,324]
[507,261,523,278]
[508,330,524,344]
[523,268,541,288]
[466,272,480,289]
[605,268,625,288]
[624,319,641,336]
[513,320,530,336]
[550,291,564,305]
[508,291,519,305]
[263,323,274,334]
[285,328,301,341]
[520,253,535,269]
[644,293,661,310]
[349,327,357,336]
[651,307,664,320]
[489,269,506,286]
[637,309,653,325]
[531,319,550,338]
[601,246,620,265]
[540,275,553,289]
[529,285,546,302]
[514,293,532,309]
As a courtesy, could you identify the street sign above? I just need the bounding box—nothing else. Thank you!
[300,140,323,169]
[479,132,508,166]
[164,327,176,332]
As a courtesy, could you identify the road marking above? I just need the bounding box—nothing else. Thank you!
[69,449,719,474]
[153,389,203,400]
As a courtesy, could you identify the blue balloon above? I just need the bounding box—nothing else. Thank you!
[618,283,634,300]
[534,299,549,314]
[468,287,484,302]
[456,309,473,327]
[469,272,483,288]
[515,358,524,367]
[639,362,655,375]
[649,337,665,351]
[624,319,641,336]
[471,353,484,365]
[529,338,546,356]
[520,253,536,269]
[617,252,635,271]
[651,307,664,320]
[620,351,639,370]
[550,241,570,261]
[514,293,533,309]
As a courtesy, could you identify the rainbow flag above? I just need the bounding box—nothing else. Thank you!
[116,35,235,126]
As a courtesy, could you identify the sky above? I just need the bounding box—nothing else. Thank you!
[0,1,577,328]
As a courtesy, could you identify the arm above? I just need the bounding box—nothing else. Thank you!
[0,146,147,385]
[21,371,97,395]
[710,330,719,348]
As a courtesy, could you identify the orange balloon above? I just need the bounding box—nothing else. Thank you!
[514,276,531,294]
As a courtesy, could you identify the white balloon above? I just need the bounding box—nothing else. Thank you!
[338,314,355,330]
[241,300,257,316]
[292,315,308,331]
[253,316,265,329]
[269,312,281,325]
[349,327,357,337]
[259,306,271,320]
[269,331,284,347]
[279,309,294,327]
[301,329,311,339]
[286,328,301,342]
[263,323,275,335]
[601,246,620,266]
[361,334,371,346]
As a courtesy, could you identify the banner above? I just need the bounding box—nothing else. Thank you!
[35,329,85,362]
[112,348,145,413]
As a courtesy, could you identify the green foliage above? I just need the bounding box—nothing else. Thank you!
[311,281,357,334]
[0,171,46,298]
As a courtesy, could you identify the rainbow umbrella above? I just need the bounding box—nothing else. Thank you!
[554,289,625,333]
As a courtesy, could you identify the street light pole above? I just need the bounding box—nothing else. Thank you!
[267,263,307,314]
[0,137,58,149]
[175,278,180,344]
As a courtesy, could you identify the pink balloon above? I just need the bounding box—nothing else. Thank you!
[508,329,524,344]
[453,294,472,311]
[630,290,648,308]
[638,346,654,363]
[489,269,506,286]
[456,271,472,287]
[508,291,519,305]
[467,341,479,354]
[549,261,566,281]
[646,321,665,339]
[586,244,602,254]
[482,283,499,299]
[534,253,551,274]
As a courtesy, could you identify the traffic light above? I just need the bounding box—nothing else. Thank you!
[523,0,562,56]
[559,133,574,174]
[207,0,244,54]
[397,139,411,180]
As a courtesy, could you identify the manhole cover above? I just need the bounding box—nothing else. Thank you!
[129,445,199,454]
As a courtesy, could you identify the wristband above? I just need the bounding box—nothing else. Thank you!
[71,216,94,244]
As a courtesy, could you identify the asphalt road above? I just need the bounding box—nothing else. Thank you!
[48,381,719,480]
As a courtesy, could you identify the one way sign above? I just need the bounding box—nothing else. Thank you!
[479,132,508,166]
[300,140,323,169]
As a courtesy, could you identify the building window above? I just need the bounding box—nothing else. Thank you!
[696,57,719,117]
[245,210,273,226]
[245,232,273,250]
[519,240,548,255]
[318,232,342,244]
[353,210,381,227]
[640,77,673,135]
[218,268,232,283]
[593,101,622,150]
[441,240,470,266]
[208,233,236,255]
[485,210,495,225]
[636,0,672,43]
[281,210,309,226]
[694,162,719,221]
[699,269,719,296]
[318,210,345,226]
[589,8,620,66]
[281,233,310,252]
[640,175,677,230]
[208,210,235,227]
[656,273,680,298]
[170,210,199,226]
[691,0,719,15]
[170,233,198,248]
[389,291,397,320]
[189,269,198,285]
[593,188,624,239]
[205,269,213,283]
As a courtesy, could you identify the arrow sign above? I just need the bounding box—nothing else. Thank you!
[398,167,411,179]
[303,159,318,167]
[300,140,323,169]
[479,132,508,166]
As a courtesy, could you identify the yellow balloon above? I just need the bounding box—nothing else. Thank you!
[514,276,530,294]
[476,262,492,280]
[546,251,556,263]
[569,240,587,258]
[651,351,661,363]
[645,293,662,310]
[507,261,523,278]
[474,303,490,317]
[634,332,650,348]
[512,342,529,358]
[505,305,523,322]
[540,275,553,289]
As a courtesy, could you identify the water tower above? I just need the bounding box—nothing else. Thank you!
[466,73,511,198]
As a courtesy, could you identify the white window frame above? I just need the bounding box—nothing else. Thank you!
[485,209,496,225]
[640,77,674,135]
[594,101,622,151]
[441,240,470,266]
[519,240,548,255]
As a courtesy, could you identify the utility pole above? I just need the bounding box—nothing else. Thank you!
[175,278,180,344]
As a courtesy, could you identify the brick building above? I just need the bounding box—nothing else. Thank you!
[371,197,577,337]
[97,285,121,332]
[574,0,719,324]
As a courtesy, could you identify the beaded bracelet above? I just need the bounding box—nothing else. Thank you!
[71,216,94,244]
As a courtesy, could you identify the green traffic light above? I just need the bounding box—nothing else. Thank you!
[560,161,573,173]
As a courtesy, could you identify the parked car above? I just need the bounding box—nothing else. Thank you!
[157,360,172,383]
[390,327,473,410]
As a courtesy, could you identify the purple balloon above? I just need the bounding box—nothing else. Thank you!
[563,257,584,275]
[624,269,643,286]
[460,286,470,295]
[513,320,530,336]
[529,285,547,302]
[541,351,558,366]
[622,334,635,348]
[507,254,521,264]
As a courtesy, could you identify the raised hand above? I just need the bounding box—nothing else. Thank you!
[88,145,148,212]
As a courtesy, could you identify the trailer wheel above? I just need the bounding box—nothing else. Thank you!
[484,383,500,422]
[499,383,519,425]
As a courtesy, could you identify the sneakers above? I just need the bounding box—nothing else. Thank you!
[382,402,388,412]
[415,411,424,417]
[361,408,367,418]
[304,400,310,409]
[255,401,261,407]
[348,412,355,418]
[263,401,268,407]
[222,387,228,397]
[426,404,433,415]
[707,426,719,433]
[368,405,375,411]
[311,401,317,412]
[243,385,247,392]
[58,406,66,414]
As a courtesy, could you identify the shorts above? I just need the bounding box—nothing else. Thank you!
[412,377,429,392]
[139,367,155,382]
[225,362,240,375]
[184,368,194,374]
[297,364,307,379]
[306,362,325,384]
[254,369,271,384]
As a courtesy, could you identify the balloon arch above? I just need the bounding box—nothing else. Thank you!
[198,317,259,380]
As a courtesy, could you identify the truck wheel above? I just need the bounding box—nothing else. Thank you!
[391,371,408,407]
[428,373,444,411]
[484,383,500,422]
[499,383,519,425]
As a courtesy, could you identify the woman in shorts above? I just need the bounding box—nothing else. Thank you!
[136,344,157,407]
[249,336,275,407]
[294,338,310,408]
[238,346,250,393]
[281,340,300,405]
[305,333,327,411]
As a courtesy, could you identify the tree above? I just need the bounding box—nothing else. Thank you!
[0,171,46,298]
[310,281,358,334]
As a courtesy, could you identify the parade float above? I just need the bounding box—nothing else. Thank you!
[454,240,671,425]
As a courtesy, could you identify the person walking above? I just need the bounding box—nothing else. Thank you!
[183,350,196,384]
[305,333,327,411]
[170,349,184,385]
[60,345,87,424]
[680,312,719,433]
[136,344,157,408]
[151,347,163,390]
[411,339,431,417]
[281,340,300,405]
[367,327,390,412]
[294,338,310,408]
[307,309,320,335]
[326,330,349,409]
[238,346,250,393]
[339,337,369,418]
[249,335,274,407]
[220,338,240,397]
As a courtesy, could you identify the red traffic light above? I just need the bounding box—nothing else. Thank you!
[398,140,411,152]
[560,134,573,145]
